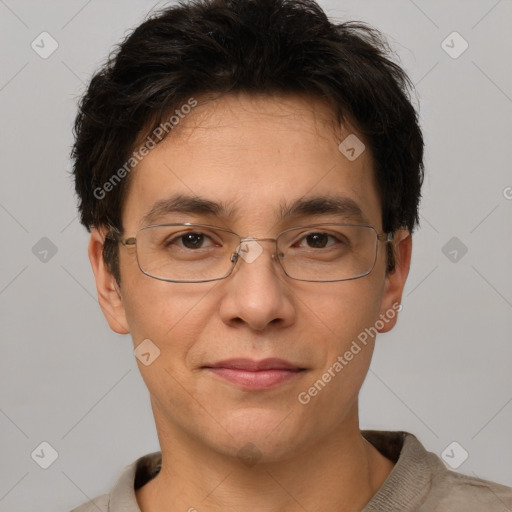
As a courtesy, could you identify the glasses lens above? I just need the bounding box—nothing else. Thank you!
[136,225,238,282]
[277,225,378,282]
[134,224,379,283]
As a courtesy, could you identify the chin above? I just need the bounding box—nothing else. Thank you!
[214,408,307,461]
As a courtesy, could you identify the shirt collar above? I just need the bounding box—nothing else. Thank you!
[106,431,435,511]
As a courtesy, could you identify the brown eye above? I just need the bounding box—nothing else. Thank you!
[304,233,330,248]
[164,232,216,250]
[181,233,206,249]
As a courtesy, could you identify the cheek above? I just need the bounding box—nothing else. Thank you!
[119,246,192,335]
[122,285,204,402]
[295,278,383,345]
[295,282,382,415]
[121,268,219,363]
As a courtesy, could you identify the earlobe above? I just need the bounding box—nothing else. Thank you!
[377,230,412,333]
[88,227,130,335]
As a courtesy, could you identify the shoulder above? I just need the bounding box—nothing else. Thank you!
[69,451,161,512]
[410,434,512,511]
[421,464,512,511]
[362,430,512,511]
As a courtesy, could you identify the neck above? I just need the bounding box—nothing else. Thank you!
[136,409,394,512]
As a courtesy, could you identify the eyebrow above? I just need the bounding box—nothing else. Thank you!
[141,193,369,226]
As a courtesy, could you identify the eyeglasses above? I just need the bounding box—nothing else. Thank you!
[107,223,394,283]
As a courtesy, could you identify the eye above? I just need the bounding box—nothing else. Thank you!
[295,232,345,249]
[166,232,217,250]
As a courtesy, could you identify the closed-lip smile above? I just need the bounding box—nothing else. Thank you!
[203,358,306,390]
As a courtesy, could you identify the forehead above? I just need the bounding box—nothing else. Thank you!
[122,93,382,233]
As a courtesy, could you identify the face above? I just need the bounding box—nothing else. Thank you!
[90,93,411,463]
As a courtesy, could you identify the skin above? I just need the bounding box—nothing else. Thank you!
[88,92,412,512]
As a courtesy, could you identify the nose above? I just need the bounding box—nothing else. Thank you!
[232,237,283,265]
[219,239,296,331]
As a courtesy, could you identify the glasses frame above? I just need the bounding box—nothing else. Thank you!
[107,222,394,283]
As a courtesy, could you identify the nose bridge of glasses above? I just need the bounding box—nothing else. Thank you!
[239,236,277,244]
[232,236,282,266]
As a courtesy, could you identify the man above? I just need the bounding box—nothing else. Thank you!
[70,0,512,510]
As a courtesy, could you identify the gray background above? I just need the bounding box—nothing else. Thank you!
[1,0,511,510]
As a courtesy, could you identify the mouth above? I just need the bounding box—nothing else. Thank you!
[202,358,307,390]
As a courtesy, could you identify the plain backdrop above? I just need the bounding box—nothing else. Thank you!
[1,0,511,510]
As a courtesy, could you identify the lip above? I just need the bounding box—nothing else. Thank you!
[203,358,306,390]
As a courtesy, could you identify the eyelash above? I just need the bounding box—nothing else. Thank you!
[166,231,347,250]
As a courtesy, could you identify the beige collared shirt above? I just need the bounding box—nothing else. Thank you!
[70,430,512,511]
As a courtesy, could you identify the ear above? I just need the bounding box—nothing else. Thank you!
[377,229,412,333]
[88,227,130,334]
